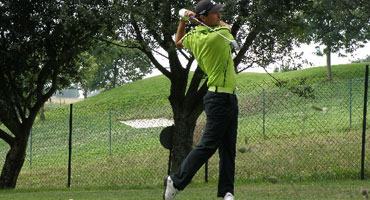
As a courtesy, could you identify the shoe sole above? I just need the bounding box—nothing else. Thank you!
[163,176,168,200]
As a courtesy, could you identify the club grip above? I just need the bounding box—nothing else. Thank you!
[179,9,188,21]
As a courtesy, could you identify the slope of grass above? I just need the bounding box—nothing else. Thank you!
[76,75,171,111]
[75,63,369,111]
[238,63,368,86]
[1,62,370,189]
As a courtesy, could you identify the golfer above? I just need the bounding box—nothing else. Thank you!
[163,0,238,199]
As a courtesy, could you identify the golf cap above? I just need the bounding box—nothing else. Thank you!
[195,0,222,16]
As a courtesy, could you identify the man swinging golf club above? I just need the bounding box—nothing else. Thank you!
[163,0,239,199]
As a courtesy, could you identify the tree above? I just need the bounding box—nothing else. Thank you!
[118,0,309,172]
[0,0,115,188]
[53,89,81,98]
[76,52,99,99]
[352,54,370,63]
[90,41,153,91]
[301,0,370,80]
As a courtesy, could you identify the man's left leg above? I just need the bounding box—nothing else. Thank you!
[217,94,238,197]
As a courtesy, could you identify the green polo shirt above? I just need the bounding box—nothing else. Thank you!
[182,25,236,90]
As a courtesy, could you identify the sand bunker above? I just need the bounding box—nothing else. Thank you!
[121,118,173,128]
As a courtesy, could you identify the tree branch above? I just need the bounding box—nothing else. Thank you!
[188,81,208,120]
[185,56,195,71]
[234,26,261,69]
[99,39,169,60]
[0,128,15,147]
[263,67,281,85]
[236,65,252,73]
[29,65,59,126]
[4,70,25,122]
[186,66,204,97]
[184,67,208,116]
[179,49,190,61]
[131,20,172,79]
[0,103,21,138]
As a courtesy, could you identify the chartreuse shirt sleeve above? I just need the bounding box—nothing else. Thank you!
[182,25,236,90]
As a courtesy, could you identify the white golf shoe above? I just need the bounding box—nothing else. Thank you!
[224,192,234,200]
[163,176,179,200]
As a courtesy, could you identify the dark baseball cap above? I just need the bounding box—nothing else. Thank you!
[195,0,223,16]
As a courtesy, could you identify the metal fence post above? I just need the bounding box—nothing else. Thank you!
[29,129,32,169]
[167,126,174,175]
[349,79,352,130]
[262,88,266,138]
[205,160,208,183]
[361,65,369,180]
[68,104,73,188]
[109,110,112,155]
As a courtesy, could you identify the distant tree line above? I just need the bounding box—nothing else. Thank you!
[53,89,80,98]
[352,55,370,63]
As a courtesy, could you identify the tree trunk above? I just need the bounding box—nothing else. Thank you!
[83,86,88,99]
[168,80,206,172]
[0,137,29,189]
[171,114,198,172]
[112,63,118,88]
[326,49,332,81]
[166,65,207,173]
[40,104,45,121]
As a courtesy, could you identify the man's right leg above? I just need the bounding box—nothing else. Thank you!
[170,139,217,190]
[164,141,217,200]
[171,91,230,190]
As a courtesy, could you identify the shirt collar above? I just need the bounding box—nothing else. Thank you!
[195,25,227,32]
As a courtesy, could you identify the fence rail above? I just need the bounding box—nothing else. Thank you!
[1,71,370,188]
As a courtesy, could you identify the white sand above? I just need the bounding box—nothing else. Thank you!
[120,118,173,128]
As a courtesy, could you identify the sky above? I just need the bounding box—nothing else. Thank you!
[145,42,370,77]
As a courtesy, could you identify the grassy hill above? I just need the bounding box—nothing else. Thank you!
[1,62,370,189]
[75,62,369,111]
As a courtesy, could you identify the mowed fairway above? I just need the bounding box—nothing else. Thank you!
[1,180,369,200]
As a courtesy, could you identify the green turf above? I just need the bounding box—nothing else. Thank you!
[0,180,369,199]
[1,63,370,189]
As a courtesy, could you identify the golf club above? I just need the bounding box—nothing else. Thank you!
[179,9,240,50]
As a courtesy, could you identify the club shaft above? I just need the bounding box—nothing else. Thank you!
[190,16,232,42]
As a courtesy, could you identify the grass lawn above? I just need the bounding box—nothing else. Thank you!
[2,63,370,190]
[1,180,370,200]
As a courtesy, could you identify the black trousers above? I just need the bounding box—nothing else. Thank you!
[171,91,239,197]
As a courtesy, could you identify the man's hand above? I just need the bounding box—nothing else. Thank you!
[176,10,198,48]
[184,10,197,23]
[220,21,231,32]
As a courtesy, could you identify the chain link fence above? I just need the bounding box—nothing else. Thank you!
[1,73,370,188]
